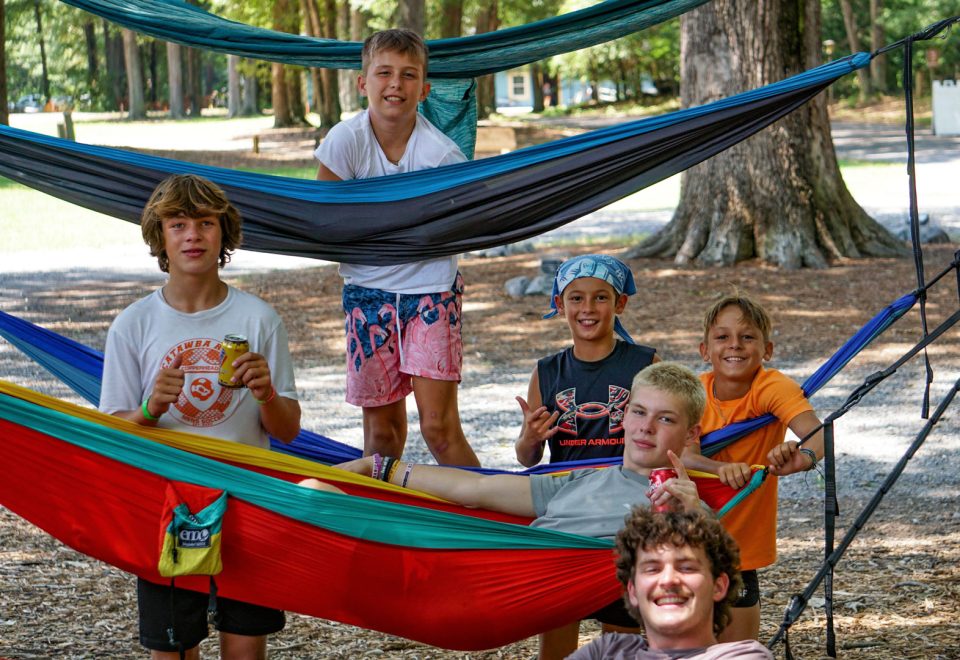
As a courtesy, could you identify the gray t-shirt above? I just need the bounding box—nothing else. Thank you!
[568,633,773,659]
[529,467,653,539]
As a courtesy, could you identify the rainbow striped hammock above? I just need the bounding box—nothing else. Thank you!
[0,289,917,648]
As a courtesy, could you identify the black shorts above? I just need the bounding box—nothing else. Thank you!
[586,597,641,628]
[137,578,286,652]
[733,569,761,608]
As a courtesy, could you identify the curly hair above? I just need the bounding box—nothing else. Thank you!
[702,291,772,344]
[615,507,742,637]
[630,362,706,429]
[361,28,429,76]
[140,174,242,273]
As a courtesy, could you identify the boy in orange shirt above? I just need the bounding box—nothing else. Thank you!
[682,294,824,642]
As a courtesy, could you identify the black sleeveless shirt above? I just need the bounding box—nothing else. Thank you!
[537,341,657,463]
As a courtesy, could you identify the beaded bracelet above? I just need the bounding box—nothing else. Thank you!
[141,397,159,421]
[372,453,383,480]
[799,447,818,470]
[400,463,415,488]
[381,457,398,483]
[255,387,277,405]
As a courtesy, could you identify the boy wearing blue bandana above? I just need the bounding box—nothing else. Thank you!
[516,254,659,468]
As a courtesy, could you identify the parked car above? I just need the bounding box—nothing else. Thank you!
[14,94,43,113]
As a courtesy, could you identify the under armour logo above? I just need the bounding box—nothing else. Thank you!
[555,386,630,435]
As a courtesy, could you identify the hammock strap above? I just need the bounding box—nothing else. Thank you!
[768,376,960,652]
[822,419,838,657]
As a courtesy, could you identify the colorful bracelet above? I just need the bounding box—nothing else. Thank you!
[385,459,403,484]
[799,447,818,470]
[372,453,383,480]
[400,463,415,488]
[141,397,159,421]
[382,457,398,483]
[255,387,277,405]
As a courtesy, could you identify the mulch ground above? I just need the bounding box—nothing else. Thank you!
[1,239,958,658]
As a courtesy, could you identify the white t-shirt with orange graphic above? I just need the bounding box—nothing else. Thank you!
[100,286,297,449]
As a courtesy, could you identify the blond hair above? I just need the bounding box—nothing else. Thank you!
[140,174,242,273]
[630,362,705,428]
[361,28,429,76]
[702,292,773,343]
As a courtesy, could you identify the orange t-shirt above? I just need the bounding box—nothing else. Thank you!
[698,367,813,571]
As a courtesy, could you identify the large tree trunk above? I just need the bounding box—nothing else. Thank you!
[475,0,498,119]
[241,71,259,116]
[83,20,98,86]
[439,0,463,38]
[122,28,146,119]
[337,2,361,113]
[319,0,340,128]
[104,21,125,110]
[167,43,184,118]
[870,0,887,93]
[839,0,871,100]
[271,0,296,127]
[185,47,203,116]
[0,0,7,126]
[397,0,424,34]
[628,0,903,268]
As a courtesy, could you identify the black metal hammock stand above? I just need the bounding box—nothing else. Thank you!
[768,16,960,659]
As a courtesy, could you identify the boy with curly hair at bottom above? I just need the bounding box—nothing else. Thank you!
[569,507,772,659]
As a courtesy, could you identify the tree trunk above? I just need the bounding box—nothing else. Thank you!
[83,20,98,86]
[397,0,424,34]
[628,0,903,268]
[319,0,341,128]
[167,42,184,118]
[0,0,7,126]
[185,47,203,116]
[439,0,463,38]
[337,2,360,113]
[227,54,240,117]
[241,72,259,116]
[839,0,871,100]
[869,0,887,93]
[146,40,158,106]
[104,21,125,110]
[531,62,544,112]
[122,29,145,119]
[475,0,498,119]
[33,0,50,104]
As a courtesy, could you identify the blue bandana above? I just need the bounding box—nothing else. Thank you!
[543,254,637,343]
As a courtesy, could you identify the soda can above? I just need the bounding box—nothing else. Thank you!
[648,467,678,513]
[218,334,249,389]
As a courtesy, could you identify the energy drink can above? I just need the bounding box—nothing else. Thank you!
[218,334,249,388]
[648,468,678,513]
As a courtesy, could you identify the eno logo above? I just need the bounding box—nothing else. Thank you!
[178,527,212,548]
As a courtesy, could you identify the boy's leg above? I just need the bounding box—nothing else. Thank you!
[362,399,408,458]
[219,632,267,660]
[411,376,479,466]
[538,621,581,660]
[718,568,761,641]
[136,578,207,660]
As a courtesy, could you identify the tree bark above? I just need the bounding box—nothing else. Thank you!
[167,42,184,118]
[475,0,498,119]
[839,0,871,100]
[83,20,98,86]
[337,2,360,113]
[185,47,203,116]
[628,0,904,268]
[397,0,425,34]
[104,21,125,110]
[439,0,463,38]
[241,72,259,116]
[869,0,887,93]
[122,29,145,119]
[0,0,7,126]
[531,62,544,112]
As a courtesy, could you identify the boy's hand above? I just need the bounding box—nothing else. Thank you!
[148,353,185,417]
[768,440,814,476]
[516,396,560,447]
[716,461,753,489]
[648,450,701,513]
[231,351,274,401]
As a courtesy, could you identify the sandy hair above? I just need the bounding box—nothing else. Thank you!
[361,28,429,76]
[702,292,773,343]
[615,507,742,636]
[630,362,706,428]
[141,174,242,273]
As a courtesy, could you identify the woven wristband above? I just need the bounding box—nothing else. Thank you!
[141,397,159,421]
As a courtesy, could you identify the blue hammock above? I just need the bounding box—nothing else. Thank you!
[0,54,871,267]
[0,291,917,463]
[61,0,710,78]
